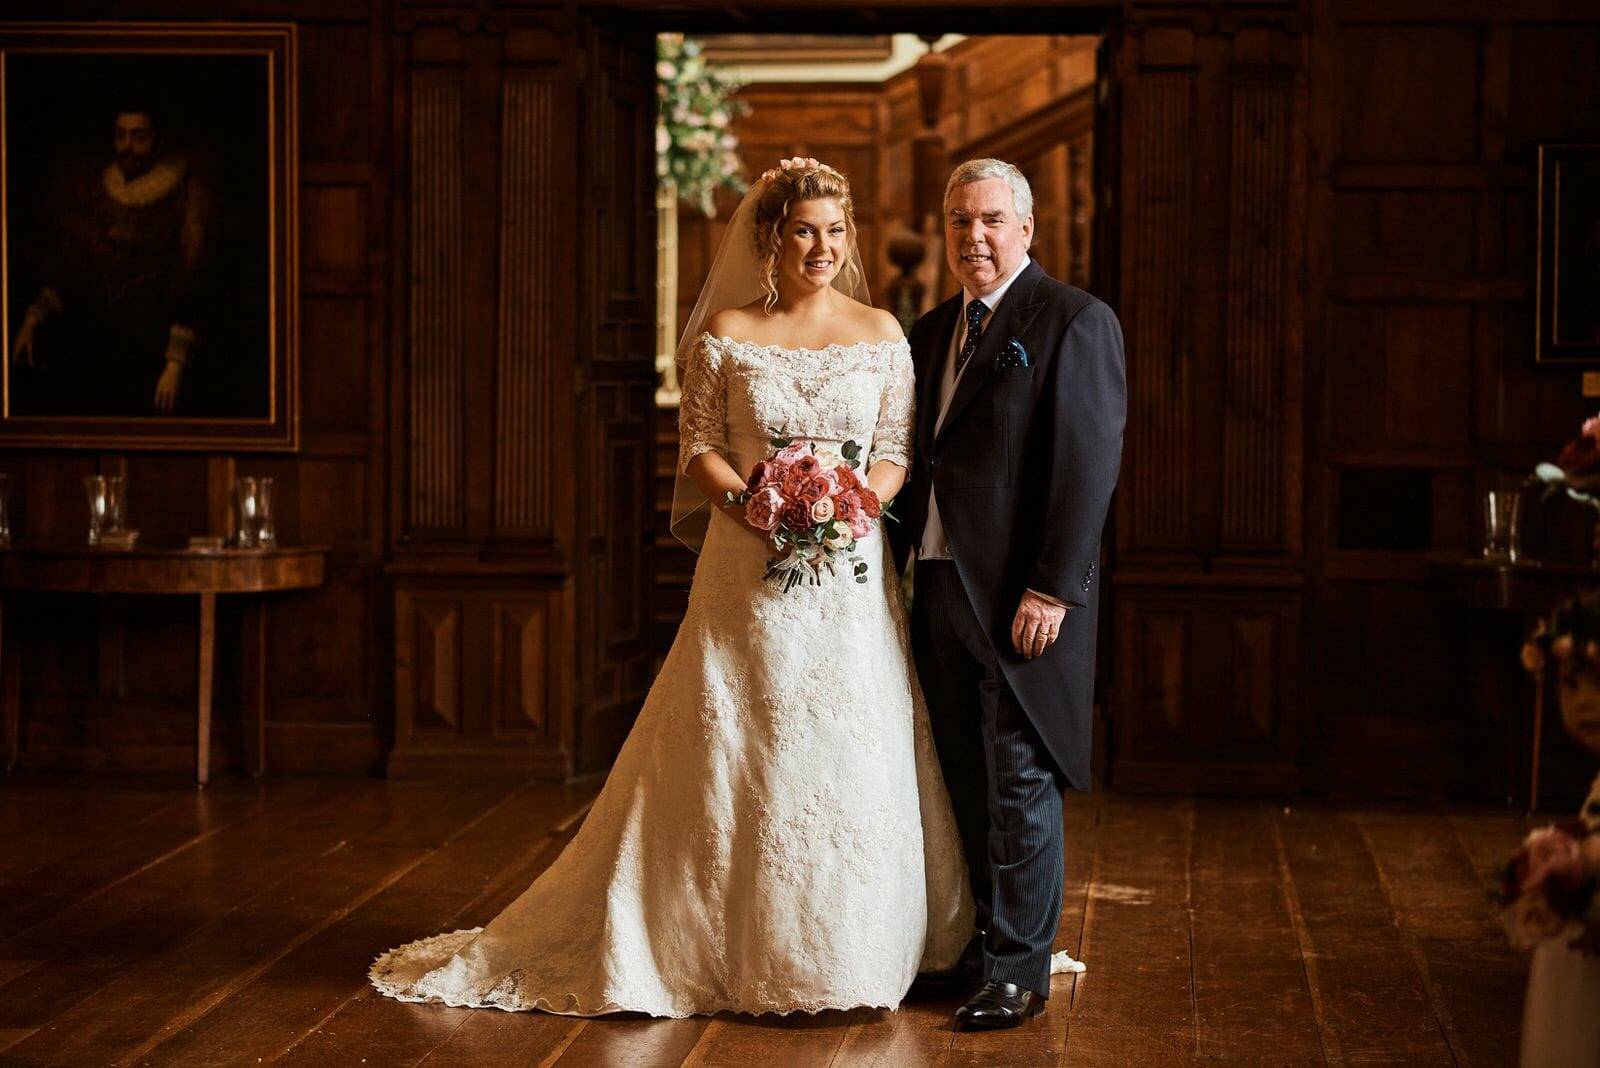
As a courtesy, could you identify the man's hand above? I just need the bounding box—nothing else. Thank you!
[154,361,183,414]
[10,316,38,367]
[1012,589,1068,660]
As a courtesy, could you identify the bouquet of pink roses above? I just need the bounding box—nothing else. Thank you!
[725,429,887,591]
[1500,820,1600,956]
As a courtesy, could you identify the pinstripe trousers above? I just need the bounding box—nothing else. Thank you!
[910,560,1066,997]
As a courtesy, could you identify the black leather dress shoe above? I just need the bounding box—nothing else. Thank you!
[953,980,1045,1030]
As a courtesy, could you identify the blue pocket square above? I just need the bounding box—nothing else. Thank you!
[996,337,1030,370]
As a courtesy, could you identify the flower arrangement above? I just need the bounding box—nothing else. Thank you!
[1520,590,1600,676]
[1499,821,1600,956]
[1533,412,1600,512]
[656,34,748,217]
[725,429,887,591]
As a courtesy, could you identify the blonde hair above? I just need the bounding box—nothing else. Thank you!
[752,164,856,313]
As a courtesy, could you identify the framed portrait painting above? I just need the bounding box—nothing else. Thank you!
[1537,143,1600,365]
[0,22,297,450]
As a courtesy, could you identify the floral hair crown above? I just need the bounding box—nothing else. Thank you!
[759,156,841,185]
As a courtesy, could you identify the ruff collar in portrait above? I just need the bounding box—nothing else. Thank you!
[100,156,187,207]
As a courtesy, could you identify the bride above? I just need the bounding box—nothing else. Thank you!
[369,157,974,1017]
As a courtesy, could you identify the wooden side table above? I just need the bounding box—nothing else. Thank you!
[0,544,327,784]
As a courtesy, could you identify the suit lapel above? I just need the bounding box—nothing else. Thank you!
[936,261,1047,442]
[916,296,960,456]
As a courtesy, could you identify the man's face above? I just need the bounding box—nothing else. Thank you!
[944,177,1034,297]
[113,112,159,179]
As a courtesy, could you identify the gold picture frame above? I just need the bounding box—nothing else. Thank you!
[0,22,297,450]
[1536,143,1600,365]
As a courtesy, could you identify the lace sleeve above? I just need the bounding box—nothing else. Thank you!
[678,334,728,474]
[870,341,915,469]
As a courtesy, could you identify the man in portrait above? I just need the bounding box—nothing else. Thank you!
[9,104,212,417]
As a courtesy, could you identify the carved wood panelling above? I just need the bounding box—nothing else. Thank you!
[1228,614,1277,741]
[1113,589,1300,792]
[492,601,549,735]
[1067,133,1094,290]
[1220,74,1292,549]
[408,74,467,531]
[1124,73,1196,549]
[574,26,656,774]
[495,76,557,536]
[407,598,461,733]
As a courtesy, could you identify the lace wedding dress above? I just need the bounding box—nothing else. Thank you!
[370,333,974,1017]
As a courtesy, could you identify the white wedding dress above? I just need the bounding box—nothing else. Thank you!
[369,333,974,1017]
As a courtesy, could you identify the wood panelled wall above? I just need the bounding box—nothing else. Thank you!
[4,2,658,780]
[387,6,656,778]
[1110,0,1600,796]
[2,1,392,774]
[8,0,1600,796]
[1303,1,1600,797]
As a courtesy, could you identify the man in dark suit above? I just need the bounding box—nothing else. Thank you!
[891,158,1125,1030]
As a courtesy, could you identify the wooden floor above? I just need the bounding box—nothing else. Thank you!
[0,774,1541,1067]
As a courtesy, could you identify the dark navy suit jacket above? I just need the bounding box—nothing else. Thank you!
[891,259,1126,790]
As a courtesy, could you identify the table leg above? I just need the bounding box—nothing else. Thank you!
[246,598,266,777]
[197,591,216,787]
[1529,665,1545,814]
[1,595,17,774]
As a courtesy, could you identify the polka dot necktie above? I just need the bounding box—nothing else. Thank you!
[955,298,987,376]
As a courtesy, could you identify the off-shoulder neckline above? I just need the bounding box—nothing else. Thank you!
[697,331,908,355]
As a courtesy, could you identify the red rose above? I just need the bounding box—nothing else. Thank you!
[779,500,814,531]
[1558,435,1600,476]
[746,460,779,493]
[833,464,861,491]
[858,487,882,519]
[834,492,861,522]
[790,455,820,478]
[783,472,831,505]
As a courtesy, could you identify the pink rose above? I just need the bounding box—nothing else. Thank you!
[1508,895,1571,949]
[780,500,813,531]
[746,460,780,493]
[848,512,874,539]
[744,486,783,532]
[773,442,810,465]
[810,496,835,523]
[1521,826,1586,893]
[834,493,861,524]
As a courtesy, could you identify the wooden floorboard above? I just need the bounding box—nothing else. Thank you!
[0,775,191,890]
[1059,797,1196,1065]
[1356,811,1527,1068]
[3,780,515,1066]
[1274,808,1458,1066]
[277,785,594,1065]
[0,774,1539,1067]
[131,782,568,1066]
[1189,803,1322,1063]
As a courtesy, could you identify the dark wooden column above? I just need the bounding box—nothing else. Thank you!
[387,4,655,778]
[1107,6,1309,793]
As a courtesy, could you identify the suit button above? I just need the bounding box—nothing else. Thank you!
[930,457,942,468]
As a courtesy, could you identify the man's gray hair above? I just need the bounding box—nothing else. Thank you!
[944,158,1034,220]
